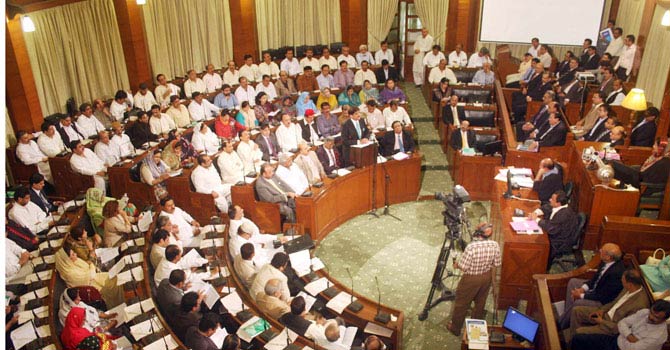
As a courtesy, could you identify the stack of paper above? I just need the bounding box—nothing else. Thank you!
[326,292,356,314]
[289,250,312,277]
[304,278,330,296]
[264,328,299,350]
[130,316,163,341]
[465,318,489,350]
[210,327,229,348]
[220,290,244,316]
[510,220,542,234]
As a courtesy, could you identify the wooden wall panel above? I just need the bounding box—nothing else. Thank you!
[114,0,152,89]
[445,0,480,53]
[229,0,259,63]
[340,0,368,51]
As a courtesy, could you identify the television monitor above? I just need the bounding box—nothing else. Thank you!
[482,140,503,156]
[503,307,540,343]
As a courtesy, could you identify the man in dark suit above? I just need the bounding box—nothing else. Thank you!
[341,107,371,167]
[380,121,415,156]
[532,158,564,203]
[255,123,280,161]
[316,137,342,175]
[556,58,579,86]
[443,95,466,126]
[512,70,554,121]
[517,93,556,142]
[583,106,610,142]
[598,67,615,97]
[557,242,625,329]
[375,59,399,84]
[29,173,61,213]
[531,112,568,149]
[255,163,297,222]
[559,78,586,105]
[56,115,85,146]
[170,292,202,342]
[580,46,600,70]
[298,109,321,143]
[629,107,658,147]
[533,190,579,266]
[156,269,188,324]
[449,120,476,151]
[279,296,319,338]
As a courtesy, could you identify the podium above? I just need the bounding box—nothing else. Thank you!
[350,143,378,168]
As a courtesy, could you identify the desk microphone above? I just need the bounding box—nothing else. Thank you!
[374,276,391,324]
[282,328,301,350]
[345,267,363,312]
[322,262,338,298]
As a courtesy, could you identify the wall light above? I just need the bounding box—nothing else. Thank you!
[662,10,670,27]
[21,15,35,32]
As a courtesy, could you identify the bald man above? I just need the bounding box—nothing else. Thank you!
[558,243,625,330]
[532,158,564,203]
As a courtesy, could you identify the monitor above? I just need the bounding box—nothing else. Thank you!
[503,307,539,343]
[482,140,503,156]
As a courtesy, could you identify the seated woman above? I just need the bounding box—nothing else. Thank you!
[140,149,170,199]
[253,92,275,125]
[316,88,338,109]
[296,91,316,116]
[379,79,407,104]
[85,188,137,238]
[58,288,118,332]
[215,112,246,140]
[164,131,197,168]
[359,80,380,104]
[338,85,361,107]
[338,105,351,125]
[102,200,133,247]
[55,241,124,308]
[126,111,158,149]
[61,308,116,350]
[66,226,98,263]
[234,102,255,128]
[279,97,297,119]
[193,122,221,154]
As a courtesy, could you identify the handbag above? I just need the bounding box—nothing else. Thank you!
[641,255,670,292]
[645,248,666,266]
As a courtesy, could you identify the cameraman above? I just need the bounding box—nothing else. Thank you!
[447,223,501,336]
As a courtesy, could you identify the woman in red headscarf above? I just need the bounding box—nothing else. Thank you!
[61,308,116,350]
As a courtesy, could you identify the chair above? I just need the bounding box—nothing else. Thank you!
[637,181,666,215]
[465,110,495,127]
[295,45,309,58]
[553,212,587,272]
[564,181,574,203]
[474,134,497,153]
[330,42,345,54]
[77,285,107,310]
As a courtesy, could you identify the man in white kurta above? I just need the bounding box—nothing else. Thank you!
[191,154,230,212]
[9,187,53,235]
[235,78,257,107]
[111,123,135,158]
[202,64,223,93]
[319,48,339,71]
[76,104,105,138]
[467,48,493,68]
[255,76,278,101]
[69,140,107,194]
[149,105,176,136]
[228,205,282,266]
[16,132,53,183]
[37,124,66,158]
[275,114,302,152]
[413,29,434,86]
[353,61,377,86]
[423,46,446,68]
[223,61,240,86]
[133,84,158,112]
[383,103,412,127]
[155,74,181,108]
[259,53,280,79]
[217,141,245,185]
[160,197,202,248]
[94,131,122,167]
[184,70,206,98]
[280,50,302,78]
[448,44,469,67]
[275,153,309,194]
[239,55,261,83]
[6,236,32,284]
[429,59,458,84]
[375,41,394,66]
[187,92,221,122]
[237,130,263,173]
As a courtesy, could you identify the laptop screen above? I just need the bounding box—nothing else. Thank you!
[503,307,540,342]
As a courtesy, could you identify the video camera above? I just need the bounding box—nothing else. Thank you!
[435,185,471,232]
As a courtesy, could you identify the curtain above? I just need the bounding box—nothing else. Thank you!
[635,5,670,106]
[255,0,342,52]
[414,0,449,49]
[616,0,645,37]
[367,0,398,51]
[23,0,129,115]
[142,0,234,80]
[601,0,613,29]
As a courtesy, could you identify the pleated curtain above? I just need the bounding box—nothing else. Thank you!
[367,0,398,51]
[414,0,449,49]
[616,0,645,37]
[635,5,670,106]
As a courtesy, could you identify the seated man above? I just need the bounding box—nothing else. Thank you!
[362,100,385,130]
[517,93,556,142]
[154,244,213,286]
[217,140,245,185]
[382,100,412,127]
[613,139,670,191]
[16,130,53,184]
[279,296,330,341]
[156,269,189,322]
[529,112,567,150]
[443,95,466,127]
[363,335,387,350]
[511,65,550,120]
[184,316,219,350]
[294,141,327,185]
[299,109,321,143]
[316,137,342,175]
[256,278,291,320]
[250,252,292,302]
[531,190,579,268]
[9,186,54,235]
[76,103,106,138]
[472,62,495,85]
[316,102,341,138]
[607,125,626,147]
[428,59,458,85]
[449,120,476,151]
[5,231,32,284]
[630,107,659,147]
[170,292,203,342]
[160,196,202,247]
[233,243,259,289]
[275,152,310,195]
[380,121,415,156]
[353,61,377,86]
[37,122,66,158]
[255,123,281,161]
[191,154,231,212]
[255,162,297,222]
[150,229,171,268]
[275,113,302,152]
[29,173,62,213]
[227,205,282,264]
[556,242,625,329]
[532,158,563,204]
[568,269,649,343]
[69,140,107,194]
[94,130,122,167]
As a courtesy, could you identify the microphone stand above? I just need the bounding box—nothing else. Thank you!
[322,263,338,298]
[282,328,301,350]
[345,268,363,312]
[367,139,380,219]
[373,276,391,324]
[380,162,401,221]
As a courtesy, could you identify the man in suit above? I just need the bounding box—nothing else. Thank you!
[316,137,341,175]
[581,46,600,70]
[279,296,330,341]
[443,95,466,126]
[255,162,297,222]
[56,115,85,147]
[559,77,586,105]
[512,67,553,120]
[298,109,321,143]
[531,112,567,149]
[255,123,280,161]
[170,292,202,342]
[380,121,415,156]
[517,92,556,142]
[556,58,579,86]
[568,269,650,343]
[557,242,625,329]
[375,59,399,84]
[598,67,615,97]
[532,190,579,269]
[583,104,611,141]
[532,158,564,203]
[29,173,61,213]
[450,120,476,151]
[341,107,371,167]
[630,107,658,147]
[294,141,326,184]
[156,269,188,324]
[574,92,605,138]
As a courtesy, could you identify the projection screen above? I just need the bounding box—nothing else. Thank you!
[479,0,606,46]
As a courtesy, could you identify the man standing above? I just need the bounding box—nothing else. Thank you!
[613,35,639,80]
[413,28,434,86]
[447,223,501,336]
[341,107,371,166]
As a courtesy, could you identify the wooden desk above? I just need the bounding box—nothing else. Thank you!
[461,326,534,350]
[48,154,95,200]
[495,176,550,310]
[452,152,502,201]
[108,150,156,209]
[567,142,640,248]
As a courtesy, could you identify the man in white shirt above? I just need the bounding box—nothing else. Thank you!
[110,90,132,121]
[56,115,84,147]
[413,28,434,86]
[259,52,280,79]
[202,64,223,93]
[375,40,394,66]
[69,140,107,193]
[275,152,309,195]
[166,95,192,128]
[235,77,257,107]
[448,44,468,67]
[300,48,320,70]
[184,69,206,98]
[275,113,302,152]
[255,75,278,101]
[8,186,54,235]
[605,27,624,57]
[353,60,377,86]
[94,131,122,167]
[217,140,245,185]
[467,47,492,68]
[154,244,214,286]
[319,47,338,71]
[294,141,326,184]
[133,83,158,112]
[111,122,135,158]
[75,103,105,138]
[362,100,385,129]
[423,45,446,68]
[5,232,32,284]
[228,205,283,264]
[149,105,176,136]
[528,37,540,57]
[37,123,66,158]
[155,73,181,108]
[249,252,292,302]
[233,243,259,288]
[223,60,240,86]
[383,101,412,127]
[160,197,202,248]
[192,154,230,214]
[280,49,302,79]
[537,45,552,69]
[337,46,358,69]
[613,35,638,80]
[239,54,260,83]
[355,44,375,67]
[429,59,458,84]
[316,65,335,90]
[16,131,53,183]
[187,92,221,122]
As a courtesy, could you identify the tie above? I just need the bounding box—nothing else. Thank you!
[589,118,605,137]
[354,121,361,138]
[310,123,318,142]
[462,131,469,149]
[327,148,335,166]
[397,134,404,152]
[266,137,275,155]
[267,179,287,200]
[39,191,52,211]
[452,107,460,126]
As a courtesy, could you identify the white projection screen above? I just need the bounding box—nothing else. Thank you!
[479,0,606,46]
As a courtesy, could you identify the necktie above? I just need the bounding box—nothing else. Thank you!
[266,137,275,155]
[452,106,460,126]
[39,191,52,211]
[462,131,469,149]
[354,121,361,138]
[328,148,335,166]
[397,134,404,152]
[589,118,606,137]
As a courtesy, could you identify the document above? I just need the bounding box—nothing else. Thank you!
[510,220,542,234]
[289,249,312,277]
[96,247,120,264]
[137,210,154,232]
[17,306,49,324]
[304,277,330,296]
[116,265,144,286]
[297,291,317,312]
[106,302,128,324]
[11,321,37,350]
[124,298,155,321]
[364,322,393,338]
[20,287,49,305]
[465,318,489,350]
[210,327,229,348]
[351,142,374,148]
[236,316,270,343]
[24,270,52,284]
[326,292,356,314]
[199,238,225,249]
[144,335,179,350]
[311,257,325,271]
[130,316,163,341]
[335,168,351,176]
[182,248,209,268]
[220,290,245,316]
[265,328,299,350]
[392,152,409,161]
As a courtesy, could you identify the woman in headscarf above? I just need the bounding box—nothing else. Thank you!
[379,78,407,104]
[338,85,362,107]
[58,288,118,332]
[140,149,170,199]
[279,97,297,118]
[237,101,258,127]
[86,187,112,237]
[215,112,246,140]
[164,130,197,167]
[339,104,352,126]
[316,87,338,109]
[61,308,116,350]
[126,111,158,149]
[193,122,220,154]
[296,91,317,116]
[253,92,275,124]
[359,80,380,104]
[102,200,132,247]
[66,226,98,263]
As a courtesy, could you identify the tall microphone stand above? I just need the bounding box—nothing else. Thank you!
[367,140,380,219]
[380,162,401,221]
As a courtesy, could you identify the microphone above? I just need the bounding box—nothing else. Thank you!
[322,262,338,298]
[374,276,391,324]
[345,267,363,312]
[281,328,301,350]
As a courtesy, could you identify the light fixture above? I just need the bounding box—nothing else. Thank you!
[662,10,670,27]
[21,15,35,32]
[136,0,146,5]
[621,88,647,111]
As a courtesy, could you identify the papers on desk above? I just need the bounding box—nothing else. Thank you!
[510,220,542,235]
[289,250,312,277]
[130,315,163,341]
[326,292,357,314]
[144,335,179,350]
[494,168,534,188]
[461,147,476,157]
[297,291,317,312]
[188,281,220,309]
[335,168,351,177]
[116,265,144,286]
[17,306,49,324]
[364,322,393,338]
[200,238,225,249]
[351,142,374,148]
[96,247,120,264]
[169,169,183,177]
[392,152,409,161]
[236,316,270,343]
[137,210,154,232]
[48,225,70,235]
[304,277,330,296]
[11,321,37,350]
[24,270,52,284]
[20,287,49,305]
[182,248,209,268]
[220,290,244,316]
[115,336,133,350]
[124,298,155,322]
[265,328,299,350]
[311,257,325,271]
[210,327,229,348]
[120,237,145,252]
[39,238,63,250]
[106,302,128,324]
[135,149,146,156]
[268,110,280,117]
[465,319,489,350]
